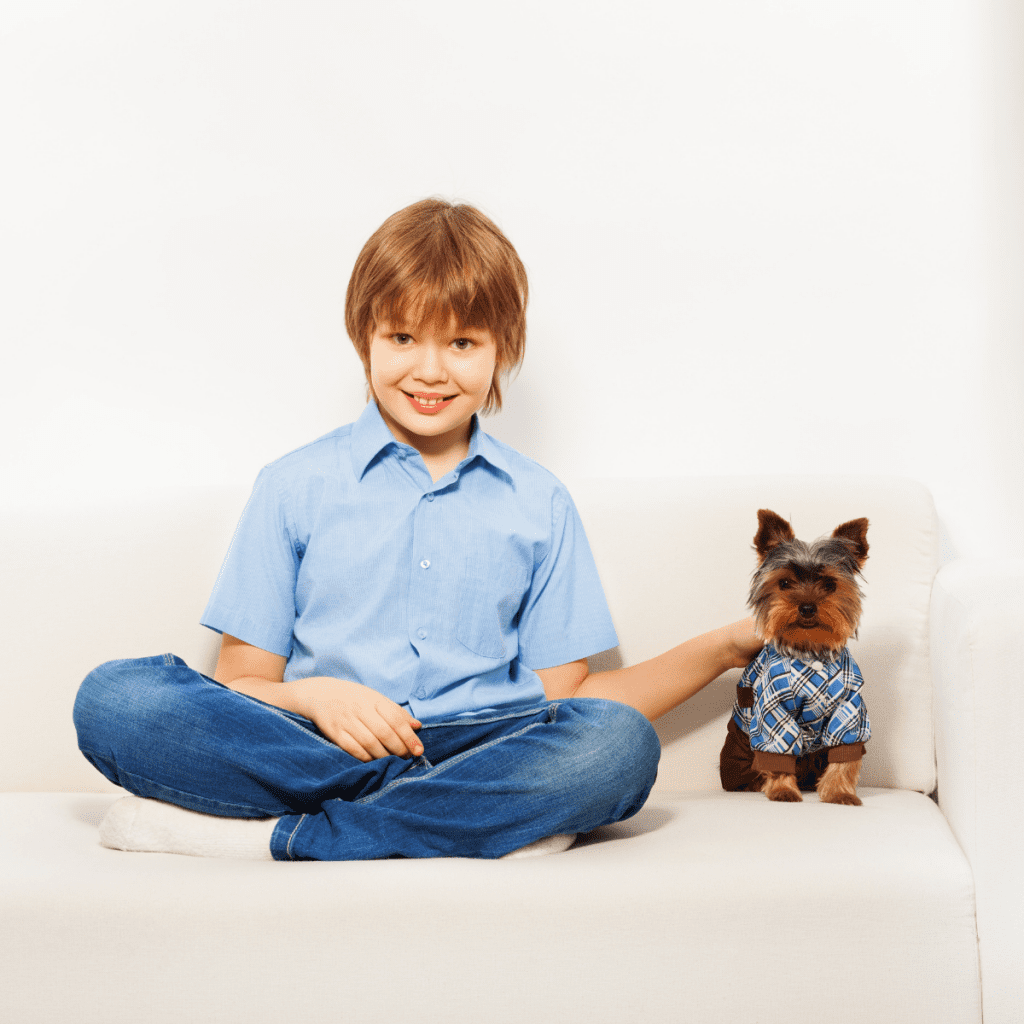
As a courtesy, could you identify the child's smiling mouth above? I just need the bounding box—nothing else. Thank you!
[402,391,457,413]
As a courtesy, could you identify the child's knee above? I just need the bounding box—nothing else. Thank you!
[75,660,124,748]
[599,699,660,783]
[73,655,185,756]
[560,698,660,817]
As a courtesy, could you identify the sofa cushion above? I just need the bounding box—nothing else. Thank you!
[0,789,979,1024]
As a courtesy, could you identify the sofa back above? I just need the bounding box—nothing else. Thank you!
[1,475,939,795]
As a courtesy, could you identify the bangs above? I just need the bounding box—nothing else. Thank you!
[371,275,495,335]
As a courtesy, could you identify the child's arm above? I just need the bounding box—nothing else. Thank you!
[213,634,423,762]
[537,618,761,722]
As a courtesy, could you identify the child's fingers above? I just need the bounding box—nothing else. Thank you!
[300,679,424,760]
[328,727,378,763]
[373,704,424,758]
[338,718,415,762]
[344,740,375,763]
[331,706,421,761]
[332,719,394,762]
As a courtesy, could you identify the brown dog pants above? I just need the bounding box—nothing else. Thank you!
[719,718,866,793]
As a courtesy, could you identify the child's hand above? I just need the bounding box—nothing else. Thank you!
[727,617,763,670]
[292,677,424,762]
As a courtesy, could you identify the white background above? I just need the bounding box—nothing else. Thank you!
[2,1,1021,558]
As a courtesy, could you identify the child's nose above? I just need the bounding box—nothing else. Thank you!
[414,344,447,382]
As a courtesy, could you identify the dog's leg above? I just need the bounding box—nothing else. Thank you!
[760,771,802,802]
[817,759,862,805]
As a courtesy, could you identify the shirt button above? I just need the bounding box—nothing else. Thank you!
[415,687,427,699]
[420,559,430,569]
[811,661,824,672]
[426,493,435,502]
[417,628,427,639]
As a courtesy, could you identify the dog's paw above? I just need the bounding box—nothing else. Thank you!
[819,790,862,807]
[767,789,803,803]
[816,760,863,806]
[762,772,802,802]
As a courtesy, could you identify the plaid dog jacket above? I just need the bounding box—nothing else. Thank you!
[732,643,870,760]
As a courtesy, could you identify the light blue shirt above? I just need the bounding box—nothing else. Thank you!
[201,401,618,720]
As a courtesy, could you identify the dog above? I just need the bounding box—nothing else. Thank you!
[720,509,870,805]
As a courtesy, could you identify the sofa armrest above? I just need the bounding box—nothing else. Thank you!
[931,558,1024,1024]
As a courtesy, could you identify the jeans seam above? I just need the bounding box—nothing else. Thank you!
[259,705,340,751]
[355,714,550,807]
[221,685,341,751]
[416,701,557,732]
[284,814,306,860]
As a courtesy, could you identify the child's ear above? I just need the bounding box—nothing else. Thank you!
[754,510,795,560]
[832,518,870,566]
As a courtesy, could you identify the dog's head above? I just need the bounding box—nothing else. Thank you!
[748,509,868,659]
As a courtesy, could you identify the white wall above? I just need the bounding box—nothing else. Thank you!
[2,1,1020,558]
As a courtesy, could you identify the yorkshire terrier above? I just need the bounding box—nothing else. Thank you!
[720,509,870,805]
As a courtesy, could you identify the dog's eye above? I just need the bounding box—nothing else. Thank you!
[778,580,791,591]
[823,578,837,593]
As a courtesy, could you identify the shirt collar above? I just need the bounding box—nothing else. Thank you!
[350,400,514,483]
[466,418,514,482]
[765,643,845,672]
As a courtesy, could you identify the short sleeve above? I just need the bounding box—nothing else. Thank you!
[200,467,299,657]
[515,489,618,670]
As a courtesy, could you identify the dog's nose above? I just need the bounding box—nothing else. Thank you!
[799,603,816,617]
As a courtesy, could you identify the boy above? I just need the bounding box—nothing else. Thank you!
[74,199,760,860]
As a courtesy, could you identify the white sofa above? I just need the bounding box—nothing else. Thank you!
[2,475,1021,1024]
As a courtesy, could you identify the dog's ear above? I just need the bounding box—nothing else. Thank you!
[832,518,869,566]
[754,509,795,560]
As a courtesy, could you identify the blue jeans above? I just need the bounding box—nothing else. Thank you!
[74,654,660,861]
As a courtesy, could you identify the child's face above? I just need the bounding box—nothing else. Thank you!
[369,316,497,453]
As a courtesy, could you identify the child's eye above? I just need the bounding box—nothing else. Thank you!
[452,338,475,351]
[392,333,413,345]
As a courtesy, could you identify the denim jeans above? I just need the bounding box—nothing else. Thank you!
[74,654,661,861]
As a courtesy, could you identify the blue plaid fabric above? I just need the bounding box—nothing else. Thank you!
[732,644,870,757]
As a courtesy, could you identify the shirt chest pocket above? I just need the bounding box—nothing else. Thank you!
[455,535,532,661]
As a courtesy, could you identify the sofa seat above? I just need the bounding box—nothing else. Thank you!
[0,788,980,1024]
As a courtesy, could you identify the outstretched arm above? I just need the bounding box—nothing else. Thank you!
[537,618,761,722]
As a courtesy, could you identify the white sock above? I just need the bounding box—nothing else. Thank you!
[500,833,576,859]
[100,796,276,860]
[101,797,574,861]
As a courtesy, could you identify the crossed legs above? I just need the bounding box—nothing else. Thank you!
[75,655,661,860]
